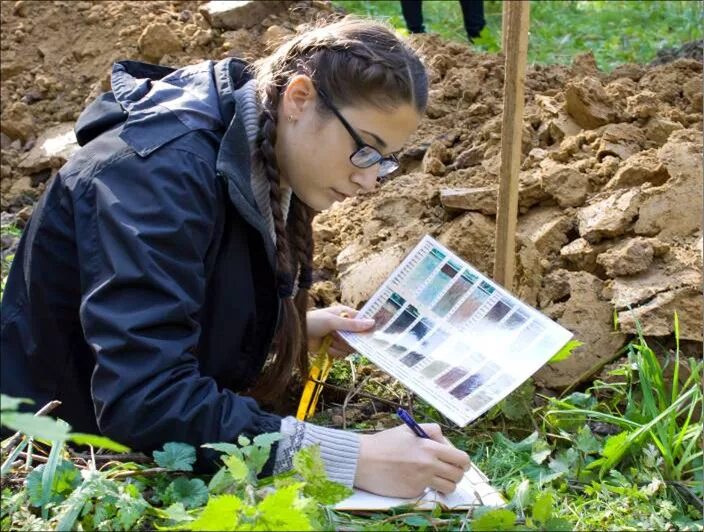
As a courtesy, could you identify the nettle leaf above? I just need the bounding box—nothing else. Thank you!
[549,340,583,363]
[115,488,149,529]
[471,508,517,531]
[164,477,209,510]
[68,433,130,453]
[163,502,194,523]
[549,448,579,475]
[500,380,535,421]
[256,483,313,531]
[545,517,573,531]
[153,442,196,472]
[202,442,242,458]
[1,412,71,441]
[237,435,251,447]
[186,494,242,531]
[207,467,235,494]
[574,426,602,455]
[304,478,353,506]
[531,439,552,465]
[245,444,271,477]
[26,460,81,506]
[252,432,282,449]
[224,454,249,482]
[0,394,33,412]
[292,445,352,505]
[532,491,554,524]
[292,445,325,483]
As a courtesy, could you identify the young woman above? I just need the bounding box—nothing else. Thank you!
[1,17,469,498]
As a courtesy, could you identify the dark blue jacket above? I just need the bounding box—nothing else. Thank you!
[0,58,284,471]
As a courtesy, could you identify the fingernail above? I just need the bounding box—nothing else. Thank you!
[360,319,375,326]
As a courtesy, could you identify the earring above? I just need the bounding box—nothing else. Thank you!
[287,115,294,122]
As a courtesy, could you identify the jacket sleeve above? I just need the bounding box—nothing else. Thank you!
[73,146,282,472]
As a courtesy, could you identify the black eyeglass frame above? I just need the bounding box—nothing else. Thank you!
[316,89,400,181]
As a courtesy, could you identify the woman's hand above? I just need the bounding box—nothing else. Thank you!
[306,304,375,358]
[354,423,471,498]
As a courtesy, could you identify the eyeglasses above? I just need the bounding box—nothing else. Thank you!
[316,89,400,181]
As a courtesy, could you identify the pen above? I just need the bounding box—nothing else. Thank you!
[396,407,430,438]
[397,407,484,504]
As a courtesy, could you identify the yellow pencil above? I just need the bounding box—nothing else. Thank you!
[296,312,348,420]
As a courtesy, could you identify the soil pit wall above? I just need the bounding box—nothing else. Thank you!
[1,1,701,390]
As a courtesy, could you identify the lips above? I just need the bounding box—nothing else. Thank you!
[331,188,350,201]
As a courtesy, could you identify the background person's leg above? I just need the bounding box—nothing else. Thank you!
[459,0,486,41]
[400,0,425,33]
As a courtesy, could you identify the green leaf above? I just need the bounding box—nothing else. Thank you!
[114,488,148,529]
[164,477,209,510]
[187,494,242,531]
[237,434,251,447]
[1,412,71,441]
[532,491,554,524]
[162,502,194,523]
[153,442,196,471]
[207,467,234,494]
[574,426,601,455]
[545,517,573,530]
[26,460,80,506]
[471,508,517,531]
[245,444,271,477]
[256,483,314,531]
[403,514,432,527]
[252,432,282,448]
[531,439,552,465]
[0,394,33,412]
[293,445,326,483]
[68,433,130,453]
[304,478,353,506]
[202,442,242,457]
[549,340,583,363]
[500,380,535,421]
[224,454,249,482]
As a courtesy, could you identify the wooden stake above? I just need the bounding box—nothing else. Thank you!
[493,0,530,289]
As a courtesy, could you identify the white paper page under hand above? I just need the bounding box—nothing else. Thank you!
[334,463,505,512]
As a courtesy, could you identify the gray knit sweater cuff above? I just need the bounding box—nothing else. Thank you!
[273,416,360,488]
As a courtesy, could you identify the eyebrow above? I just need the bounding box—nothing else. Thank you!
[360,129,388,150]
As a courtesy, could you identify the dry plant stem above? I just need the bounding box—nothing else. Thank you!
[342,374,371,429]
[69,451,152,463]
[310,378,404,410]
[18,452,51,465]
[108,467,168,480]
[2,400,62,455]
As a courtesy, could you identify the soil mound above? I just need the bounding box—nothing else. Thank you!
[1,1,701,389]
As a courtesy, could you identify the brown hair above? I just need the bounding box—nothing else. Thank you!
[248,16,428,402]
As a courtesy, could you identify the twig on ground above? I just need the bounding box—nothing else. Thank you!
[309,378,405,410]
[107,467,168,480]
[342,374,371,429]
[68,451,152,463]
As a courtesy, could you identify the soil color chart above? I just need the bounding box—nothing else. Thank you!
[340,235,573,427]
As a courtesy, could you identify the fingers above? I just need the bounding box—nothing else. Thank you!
[330,313,375,332]
[419,423,445,444]
[429,476,459,495]
[433,442,471,470]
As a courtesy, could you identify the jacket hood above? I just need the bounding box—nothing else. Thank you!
[73,58,277,266]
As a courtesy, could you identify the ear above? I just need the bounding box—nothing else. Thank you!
[281,74,316,120]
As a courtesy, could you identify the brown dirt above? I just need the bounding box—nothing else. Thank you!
[1,1,702,390]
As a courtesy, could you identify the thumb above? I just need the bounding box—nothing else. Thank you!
[332,315,375,332]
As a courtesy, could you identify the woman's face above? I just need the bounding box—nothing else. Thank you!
[275,75,422,211]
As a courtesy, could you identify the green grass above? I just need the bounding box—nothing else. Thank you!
[334,0,703,71]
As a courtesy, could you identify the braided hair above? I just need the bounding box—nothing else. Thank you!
[248,16,428,402]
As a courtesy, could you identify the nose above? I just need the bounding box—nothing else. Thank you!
[351,164,378,193]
